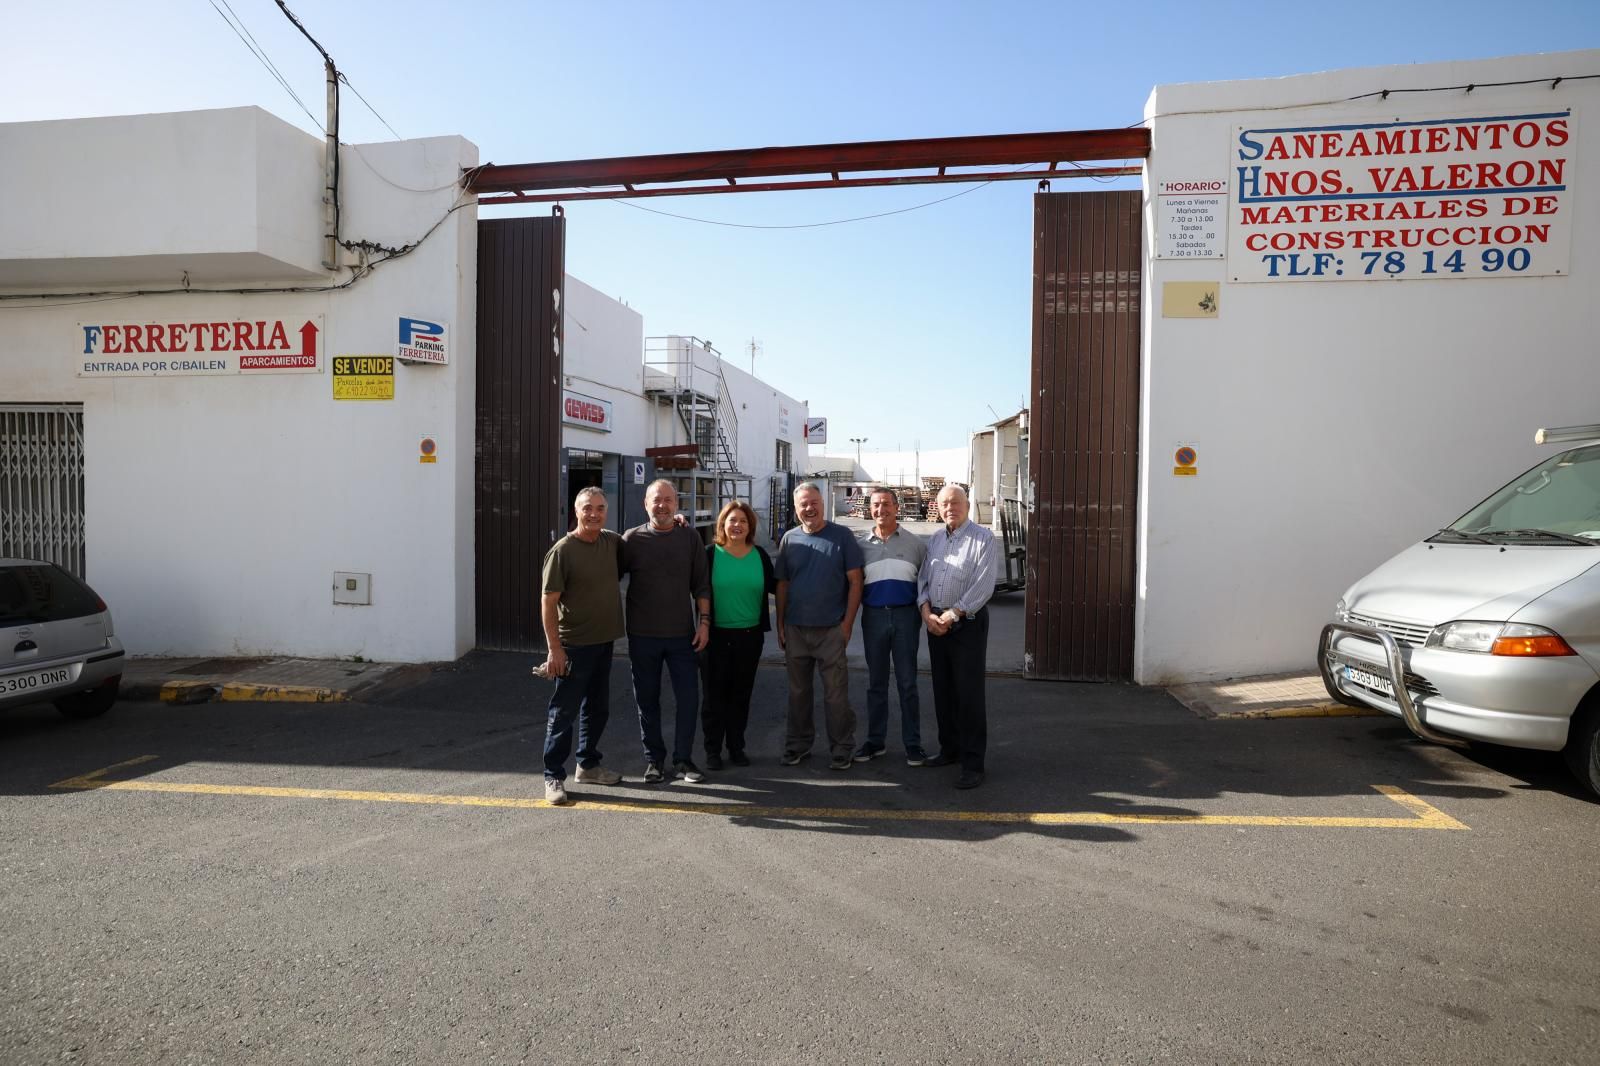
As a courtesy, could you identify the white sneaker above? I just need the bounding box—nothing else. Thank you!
[574,764,622,785]
[544,778,572,806]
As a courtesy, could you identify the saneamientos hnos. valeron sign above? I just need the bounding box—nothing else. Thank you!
[1229,108,1573,282]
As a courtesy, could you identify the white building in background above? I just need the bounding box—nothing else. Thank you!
[557,305,808,544]
[968,410,1027,525]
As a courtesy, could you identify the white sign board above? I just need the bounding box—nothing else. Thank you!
[397,316,449,364]
[803,417,827,444]
[633,461,645,485]
[562,390,613,432]
[1230,109,1573,282]
[1156,179,1227,259]
[77,316,324,377]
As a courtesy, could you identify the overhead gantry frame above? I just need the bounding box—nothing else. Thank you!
[467,127,1149,204]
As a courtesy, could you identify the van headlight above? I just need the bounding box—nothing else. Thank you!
[1334,598,1351,622]
[1425,621,1577,656]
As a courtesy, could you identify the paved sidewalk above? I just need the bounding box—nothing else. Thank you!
[121,655,414,705]
[1167,669,1379,719]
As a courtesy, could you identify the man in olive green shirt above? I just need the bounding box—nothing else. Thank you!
[539,487,628,805]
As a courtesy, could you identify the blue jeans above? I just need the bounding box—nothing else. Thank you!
[861,604,922,752]
[630,633,700,765]
[542,642,614,782]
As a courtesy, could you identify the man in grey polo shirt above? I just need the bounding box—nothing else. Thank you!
[854,487,929,766]
[775,482,864,770]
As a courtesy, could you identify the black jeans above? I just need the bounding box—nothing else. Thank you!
[702,626,764,756]
[542,642,614,781]
[927,607,988,772]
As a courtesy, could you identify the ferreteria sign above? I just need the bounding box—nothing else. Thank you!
[1229,109,1573,282]
[76,316,324,376]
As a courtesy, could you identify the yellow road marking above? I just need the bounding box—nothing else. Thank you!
[49,757,1467,830]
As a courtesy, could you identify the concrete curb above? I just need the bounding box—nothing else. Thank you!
[1211,703,1382,721]
[122,679,350,705]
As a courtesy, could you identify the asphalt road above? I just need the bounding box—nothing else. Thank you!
[3,652,1598,1064]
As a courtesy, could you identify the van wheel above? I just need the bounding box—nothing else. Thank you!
[54,679,118,720]
[1562,700,1600,799]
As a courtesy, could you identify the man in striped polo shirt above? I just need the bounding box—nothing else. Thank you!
[853,487,930,766]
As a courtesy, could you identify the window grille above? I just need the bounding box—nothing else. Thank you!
[0,404,86,576]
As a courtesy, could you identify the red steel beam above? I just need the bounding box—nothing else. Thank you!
[476,165,1142,205]
[468,128,1148,199]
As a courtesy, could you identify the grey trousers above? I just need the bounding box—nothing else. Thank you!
[783,624,855,759]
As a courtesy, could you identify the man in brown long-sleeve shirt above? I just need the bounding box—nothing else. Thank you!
[623,479,711,783]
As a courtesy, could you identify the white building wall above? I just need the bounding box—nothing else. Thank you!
[855,446,968,486]
[560,276,648,456]
[1138,50,1600,683]
[0,109,478,663]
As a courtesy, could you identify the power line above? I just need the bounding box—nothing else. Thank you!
[338,73,402,141]
[206,0,322,133]
[606,163,1051,230]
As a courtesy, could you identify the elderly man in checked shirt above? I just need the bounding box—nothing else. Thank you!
[917,483,999,789]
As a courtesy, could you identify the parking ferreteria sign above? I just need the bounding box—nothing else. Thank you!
[77,316,323,376]
[1230,109,1573,282]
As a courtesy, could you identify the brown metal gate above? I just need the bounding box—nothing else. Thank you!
[475,216,566,650]
[1025,191,1141,681]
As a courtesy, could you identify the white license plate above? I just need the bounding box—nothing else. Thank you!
[1344,665,1394,696]
[0,665,74,696]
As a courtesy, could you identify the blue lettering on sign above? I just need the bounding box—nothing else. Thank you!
[83,325,102,354]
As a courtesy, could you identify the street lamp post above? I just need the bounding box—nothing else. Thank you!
[850,437,867,472]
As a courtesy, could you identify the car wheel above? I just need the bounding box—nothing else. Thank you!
[54,679,119,720]
[1561,699,1600,799]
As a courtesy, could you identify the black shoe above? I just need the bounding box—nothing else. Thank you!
[924,752,960,768]
[704,752,724,771]
[780,750,807,766]
[828,754,852,771]
[852,743,886,763]
[673,760,707,783]
[954,770,985,789]
[728,750,751,767]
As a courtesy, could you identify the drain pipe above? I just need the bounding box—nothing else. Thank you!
[321,57,340,271]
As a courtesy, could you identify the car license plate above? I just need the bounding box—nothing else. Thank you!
[0,665,74,696]
[1344,664,1393,696]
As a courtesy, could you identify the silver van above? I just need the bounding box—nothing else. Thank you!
[1319,425,1600,797]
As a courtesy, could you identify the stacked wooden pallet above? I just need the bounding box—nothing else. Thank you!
[918,476,946,520]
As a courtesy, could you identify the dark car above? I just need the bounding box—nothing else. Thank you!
[0,559,124,718]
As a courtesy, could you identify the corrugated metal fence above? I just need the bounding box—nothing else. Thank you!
[1025,191,1141,681]
[475,216,566,650]
[0,404,86,576]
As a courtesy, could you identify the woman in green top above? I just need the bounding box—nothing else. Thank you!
[701,500,776,769]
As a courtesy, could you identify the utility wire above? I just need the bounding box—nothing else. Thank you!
[207,0,322,132]
[338,73,402,140]
[1139,71,1597,124]
[606,162,1069,230]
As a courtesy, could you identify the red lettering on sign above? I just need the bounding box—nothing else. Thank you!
[104,326,121,354]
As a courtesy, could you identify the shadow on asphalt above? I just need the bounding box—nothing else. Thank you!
[1,649,1559,833]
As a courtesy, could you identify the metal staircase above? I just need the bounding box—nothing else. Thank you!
[643,337,752,534]
[643,336,740,473]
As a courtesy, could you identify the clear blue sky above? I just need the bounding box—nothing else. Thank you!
[6,2,1598,452]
